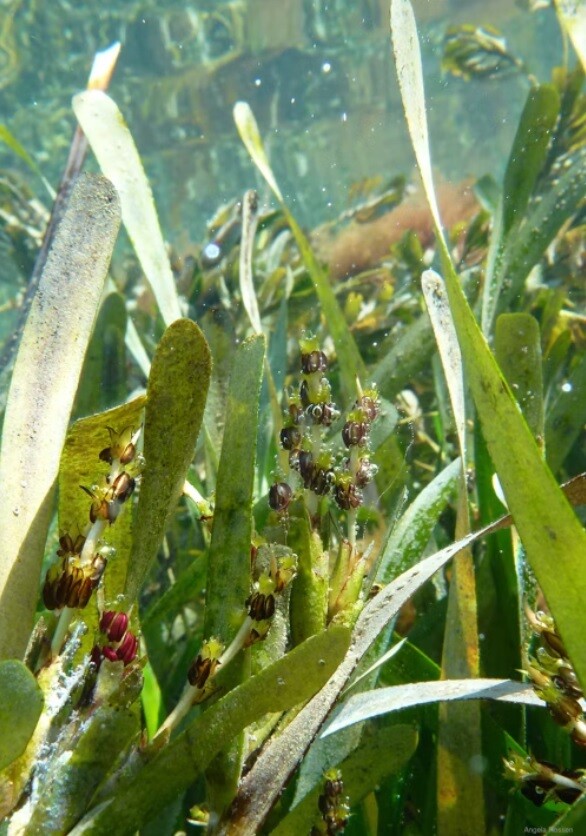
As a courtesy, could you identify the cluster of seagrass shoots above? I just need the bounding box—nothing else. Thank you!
[525,606,586,747]
[504,607,586,805]
[270,336,379,527]
[313,768,351,835]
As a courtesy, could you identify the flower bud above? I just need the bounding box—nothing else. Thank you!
[100,610,129,642]
[342,420,369,447]
[301,349,328,374]
[247,591,276,621]
[307,402,339,427]
[42,551,107,611]
[116,631,139,665]
[280,426,302,450]
[102,646,119,663]
[99,426,139,465]
[334,479,363,510]
[542,629,567,659]
[548,694,583,727]
[269,482,293,512]
[355,457,378,487]
[187,637,223,689]
[109,471,136,504]
[357,392,380,422]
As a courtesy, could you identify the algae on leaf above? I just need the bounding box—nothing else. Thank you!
[125,319,211,603]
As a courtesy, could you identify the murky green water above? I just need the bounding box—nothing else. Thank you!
[0,0,561,318]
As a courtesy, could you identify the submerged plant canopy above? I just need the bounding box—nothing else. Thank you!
[1,2,586,834]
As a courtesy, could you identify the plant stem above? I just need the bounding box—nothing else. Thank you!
[50,607,74,659]
[80,518,106,567]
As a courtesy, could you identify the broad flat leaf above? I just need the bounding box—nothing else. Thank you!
[125,320,211,601]
[69,625,351,835]
[202,334,265,812]
[422,271,466,460]
[272,724,418,835]
[371,311,436,400]
[203,334,265,640]
[141,662,164,741]
[322,679,547,737]
[0,174,120,660]
[238,190,263,336]
[495,144,586,324]
[390,0,586,692]
[233,101,366,403]
[59,396,146,630]
[73,90,182,326]
[474,424,521,694]
[495,313,544,442]
[422,269,483,833]
[233,102,283,200]
[0,661,43,770]
[502,87,559,238]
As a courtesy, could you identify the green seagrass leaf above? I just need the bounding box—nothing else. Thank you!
[202,333,265,814]
[124,319,211,603]
[203,334,265,643]
[0,660,43,770]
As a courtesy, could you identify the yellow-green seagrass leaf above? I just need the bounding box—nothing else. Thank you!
[59,395,146,617]
[0,173,120,660]
[203,334,265,641]
[202,333,265,814]
[391,0,586,690]
[0,660,44,770]
[124,319,211,602]
[73,90,182,327]
[495,313,544,443]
